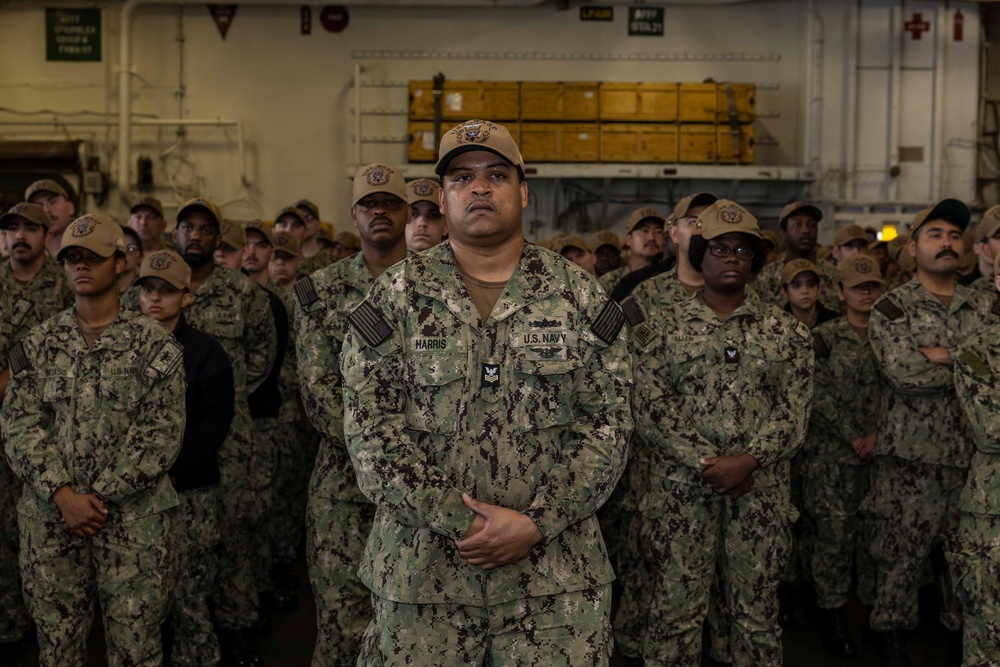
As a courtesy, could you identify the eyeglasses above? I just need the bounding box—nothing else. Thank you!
[126,244,142,253]
[356,196,405,212]
[707,244,755,260]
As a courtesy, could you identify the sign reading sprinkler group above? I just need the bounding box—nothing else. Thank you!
[46,8,101,62]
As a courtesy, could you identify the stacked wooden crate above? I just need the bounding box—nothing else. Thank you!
[406,80,755,164]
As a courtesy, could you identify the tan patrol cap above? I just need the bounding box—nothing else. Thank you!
[317,222,334,242]
[138,250,191,290]
[761,229,779,249]
[670,192,718,223]
[833,224,868,247]
[275,206,306,227]
[977,205,1000,241]
[590,230,621,253]
[219,218,246,250]
[837,254,885,288]
[177,197,222,229]
[295,199,319,220]
[352,163,408,206]
[130,195,164,218]
[868,238,888,251]
[0,202,50,231]
[407,179,441,206]
[333,231,361,251]
[57,215,126,262]
[273,230,301,257]
[694,200,761,240]
[780,201,823,227]
[910,198,971,234]
[893,244,916,273]
[25,179,69,203]
[244,219,274,245]
[435,119,524,176]
[780,258,821,286]
[626,207,666,235]
[559,235,591,254]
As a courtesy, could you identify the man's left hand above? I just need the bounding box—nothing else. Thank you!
[700,453,759,495]
[454,493,543,570]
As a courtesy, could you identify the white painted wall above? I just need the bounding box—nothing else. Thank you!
[0,0,983,240]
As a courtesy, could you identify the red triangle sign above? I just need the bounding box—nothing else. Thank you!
[207,4,238,40]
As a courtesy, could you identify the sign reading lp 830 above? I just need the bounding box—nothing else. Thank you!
[46,8,102,61]
[628,6,664,36]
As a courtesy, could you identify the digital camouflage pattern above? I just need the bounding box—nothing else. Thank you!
[597,264,628,293]
[168,487,221,667]
[0,256,73,322]
[953,326,1000,665]
[802,317,880,610]
[358,584,612,667]
[632,291,813,667]
[293,251,377,666]
[0,282,38,645]
[299,251,333,278]
[183,266,276,630]
[865,281,997,633]
[1,307,184,665]
[752,255,840,313]
[341,241,632,608]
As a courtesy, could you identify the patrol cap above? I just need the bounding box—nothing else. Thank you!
[626,207,666,235]
[177,197,222,230]
[295,198,319,220]
[406,178,441,205]
[273,230,301,257]
[910,198,970,234]
[352,163,408,206]
[780,258,821,286]
[893,244,916,273]
[57,214,126,262]
[317,222,334,242]
[670,192,718,223]
[0,202,49,231]
[559,235,591,254]
[219,218,246,250]
[333,231,361,251]
[779,201,823,228]
[138,250,191,290]
[435,119,524,177]
[25,179,69,203]
[130,195,164,217]
[977,205,1000,241]
[868,239,888,251]
[761,229,779,250]
[833,224,868,247]
[590,230,621,253]
[960,229,977,271]
[694,200,761,241]
[837,254,885,288]
[275,206,306,227]
[244,219,274,245]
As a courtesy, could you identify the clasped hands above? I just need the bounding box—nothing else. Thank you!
[53,486,108,538]
[700,452,759,500]
[455,493,543,570]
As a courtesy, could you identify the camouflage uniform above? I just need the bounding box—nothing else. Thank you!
[597,264,628,293]
[802,317,879,609]
[0,257,73,322]
[865,281,997,633]
[633,291,813,667]
[1,307,185,666]
[184,266,276,631]
[0,285,38,647]
[953,318,1000,666]
[292,252,377,666]
[612,267,698,661]
[299,251,333,277]
[753,255,840,312]
[341,242,632,666]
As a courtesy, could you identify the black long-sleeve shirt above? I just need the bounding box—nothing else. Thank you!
[170,314,235,492]
[247,286,288,420]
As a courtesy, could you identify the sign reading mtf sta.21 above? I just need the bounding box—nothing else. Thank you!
[628,6,664,36]
[46,8,101,61]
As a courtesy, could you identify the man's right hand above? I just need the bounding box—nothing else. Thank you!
[52,486,108,538]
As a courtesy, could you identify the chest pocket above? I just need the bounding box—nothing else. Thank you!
[42,374,72,404]
[404,353,467,434]
[669,335,713,396]
[98,370,141,412]
[511,352,583,431]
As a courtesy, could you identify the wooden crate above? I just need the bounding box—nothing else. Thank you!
[717,124,755,164]
[521,82,599,121]
[678,83,718,123]
[599,83,678,122]
[521,123,599,162]
[600,123,678,163]
[409,80,520,121]
[408,121,521,162]
[716,83,756,124]
[679,124,718,163]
